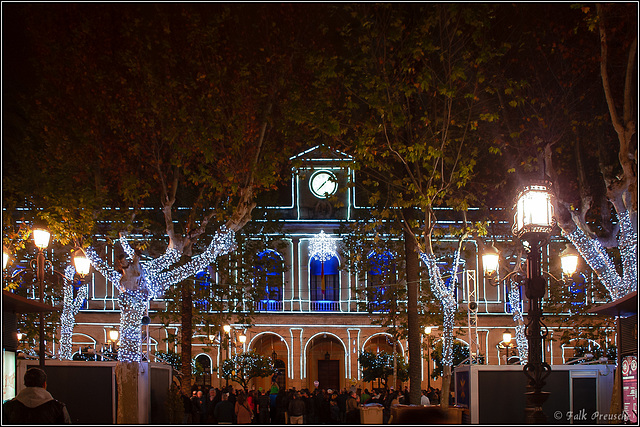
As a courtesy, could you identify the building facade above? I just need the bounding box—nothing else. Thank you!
[29,145,614,392]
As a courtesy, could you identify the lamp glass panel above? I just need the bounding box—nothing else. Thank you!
[561,254,579,276]
[74,255,91,276]
[33,229,51,249]
[2,252,9,270]
[482,252,499,275]
[424,326,432,335]
[223,325,231,334]
[518,188,552,230]
[503,331,512,344]
[109,330,119,342]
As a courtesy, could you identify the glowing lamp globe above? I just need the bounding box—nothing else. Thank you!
[238,334,247,344]
[109,329,119,342]
[482,247,500,276]
[502,330,512,344]
[3,251,9,270]
[560,245,579,277]
[223,324,231,334]
[33,229,51,249]
[512,184,555,239]
[73,254,91,277]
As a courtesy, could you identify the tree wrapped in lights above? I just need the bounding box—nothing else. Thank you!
[58,265,89,360]
[84,226,237,362]
[220,351,276,390]
[508,278,528,363]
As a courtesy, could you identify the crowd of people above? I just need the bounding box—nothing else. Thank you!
[181,382,444,424]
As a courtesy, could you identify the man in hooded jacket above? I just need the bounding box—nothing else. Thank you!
[3,367,71,424]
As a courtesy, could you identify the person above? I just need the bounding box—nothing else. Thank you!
[329,393,340,424]
[360,388,371,405]
[288,392,305,424]
[256,387,270,425]
[196,390,207,423]
[345,390,360,424]
[3,367,71,424]
[420,389,431,406]
[191,390,203,423]
[214,393,235,424]
[205,388,219,424]
[235,392,253,424]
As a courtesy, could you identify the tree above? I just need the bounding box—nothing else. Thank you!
[489,4,637,302]
[307,3,507,406]
[58,265,89,360]
[5,3,318,399]
[358,350,409,388]
[220,351,277,390]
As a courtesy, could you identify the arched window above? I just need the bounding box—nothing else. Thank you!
[256,250,284,311]
[195,354,213,387]
[194,269,212,312]
[310,255,340,308]
[367,251,396,312]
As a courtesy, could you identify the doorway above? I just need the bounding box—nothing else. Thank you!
[317,360,340,391]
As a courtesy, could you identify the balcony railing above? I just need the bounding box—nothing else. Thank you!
[310,300,340,312]
[255,300,283,312]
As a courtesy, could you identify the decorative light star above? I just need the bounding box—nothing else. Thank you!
[309,231,337,262]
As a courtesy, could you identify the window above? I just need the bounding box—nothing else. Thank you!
[367,251,396,312]
[310,255,339,310]
[505,282,523,314]
[568,273,587,306]
[255,250,284,311]
[194,270,212,312]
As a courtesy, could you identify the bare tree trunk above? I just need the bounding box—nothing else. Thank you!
[404,226,422,405]
[181,279,193,396]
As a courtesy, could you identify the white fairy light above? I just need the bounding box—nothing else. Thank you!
[508,279,528,363]
[563,224,625,300]
[84,226,237,362]
[617,210,638,295]
[58,265,89,360]
[309,231,337,262]
[419,252,459,367]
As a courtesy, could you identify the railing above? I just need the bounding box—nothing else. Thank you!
[255,300,283,312]
[310,300,340,312]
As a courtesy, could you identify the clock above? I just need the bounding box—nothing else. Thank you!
[309,170,338,199]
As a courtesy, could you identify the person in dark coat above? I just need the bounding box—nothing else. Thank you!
[214,393,235,424]
[3,367,71,424]
[256,388,270,425]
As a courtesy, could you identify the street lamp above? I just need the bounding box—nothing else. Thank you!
[559,244,579,278]
[501,330,515,364]
[33,228,51,368]
[512,182,555,423]
[482,245,500,280]
[424,326,434,389]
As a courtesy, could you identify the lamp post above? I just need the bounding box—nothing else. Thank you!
[512,182,555,423]
[424,326,433,389]
[501,330,514,364]
[32,228,51,368]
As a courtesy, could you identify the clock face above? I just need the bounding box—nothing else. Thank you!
[309,170,338,199]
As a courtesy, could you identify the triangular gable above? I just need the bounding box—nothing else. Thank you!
[289,144,353,162]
